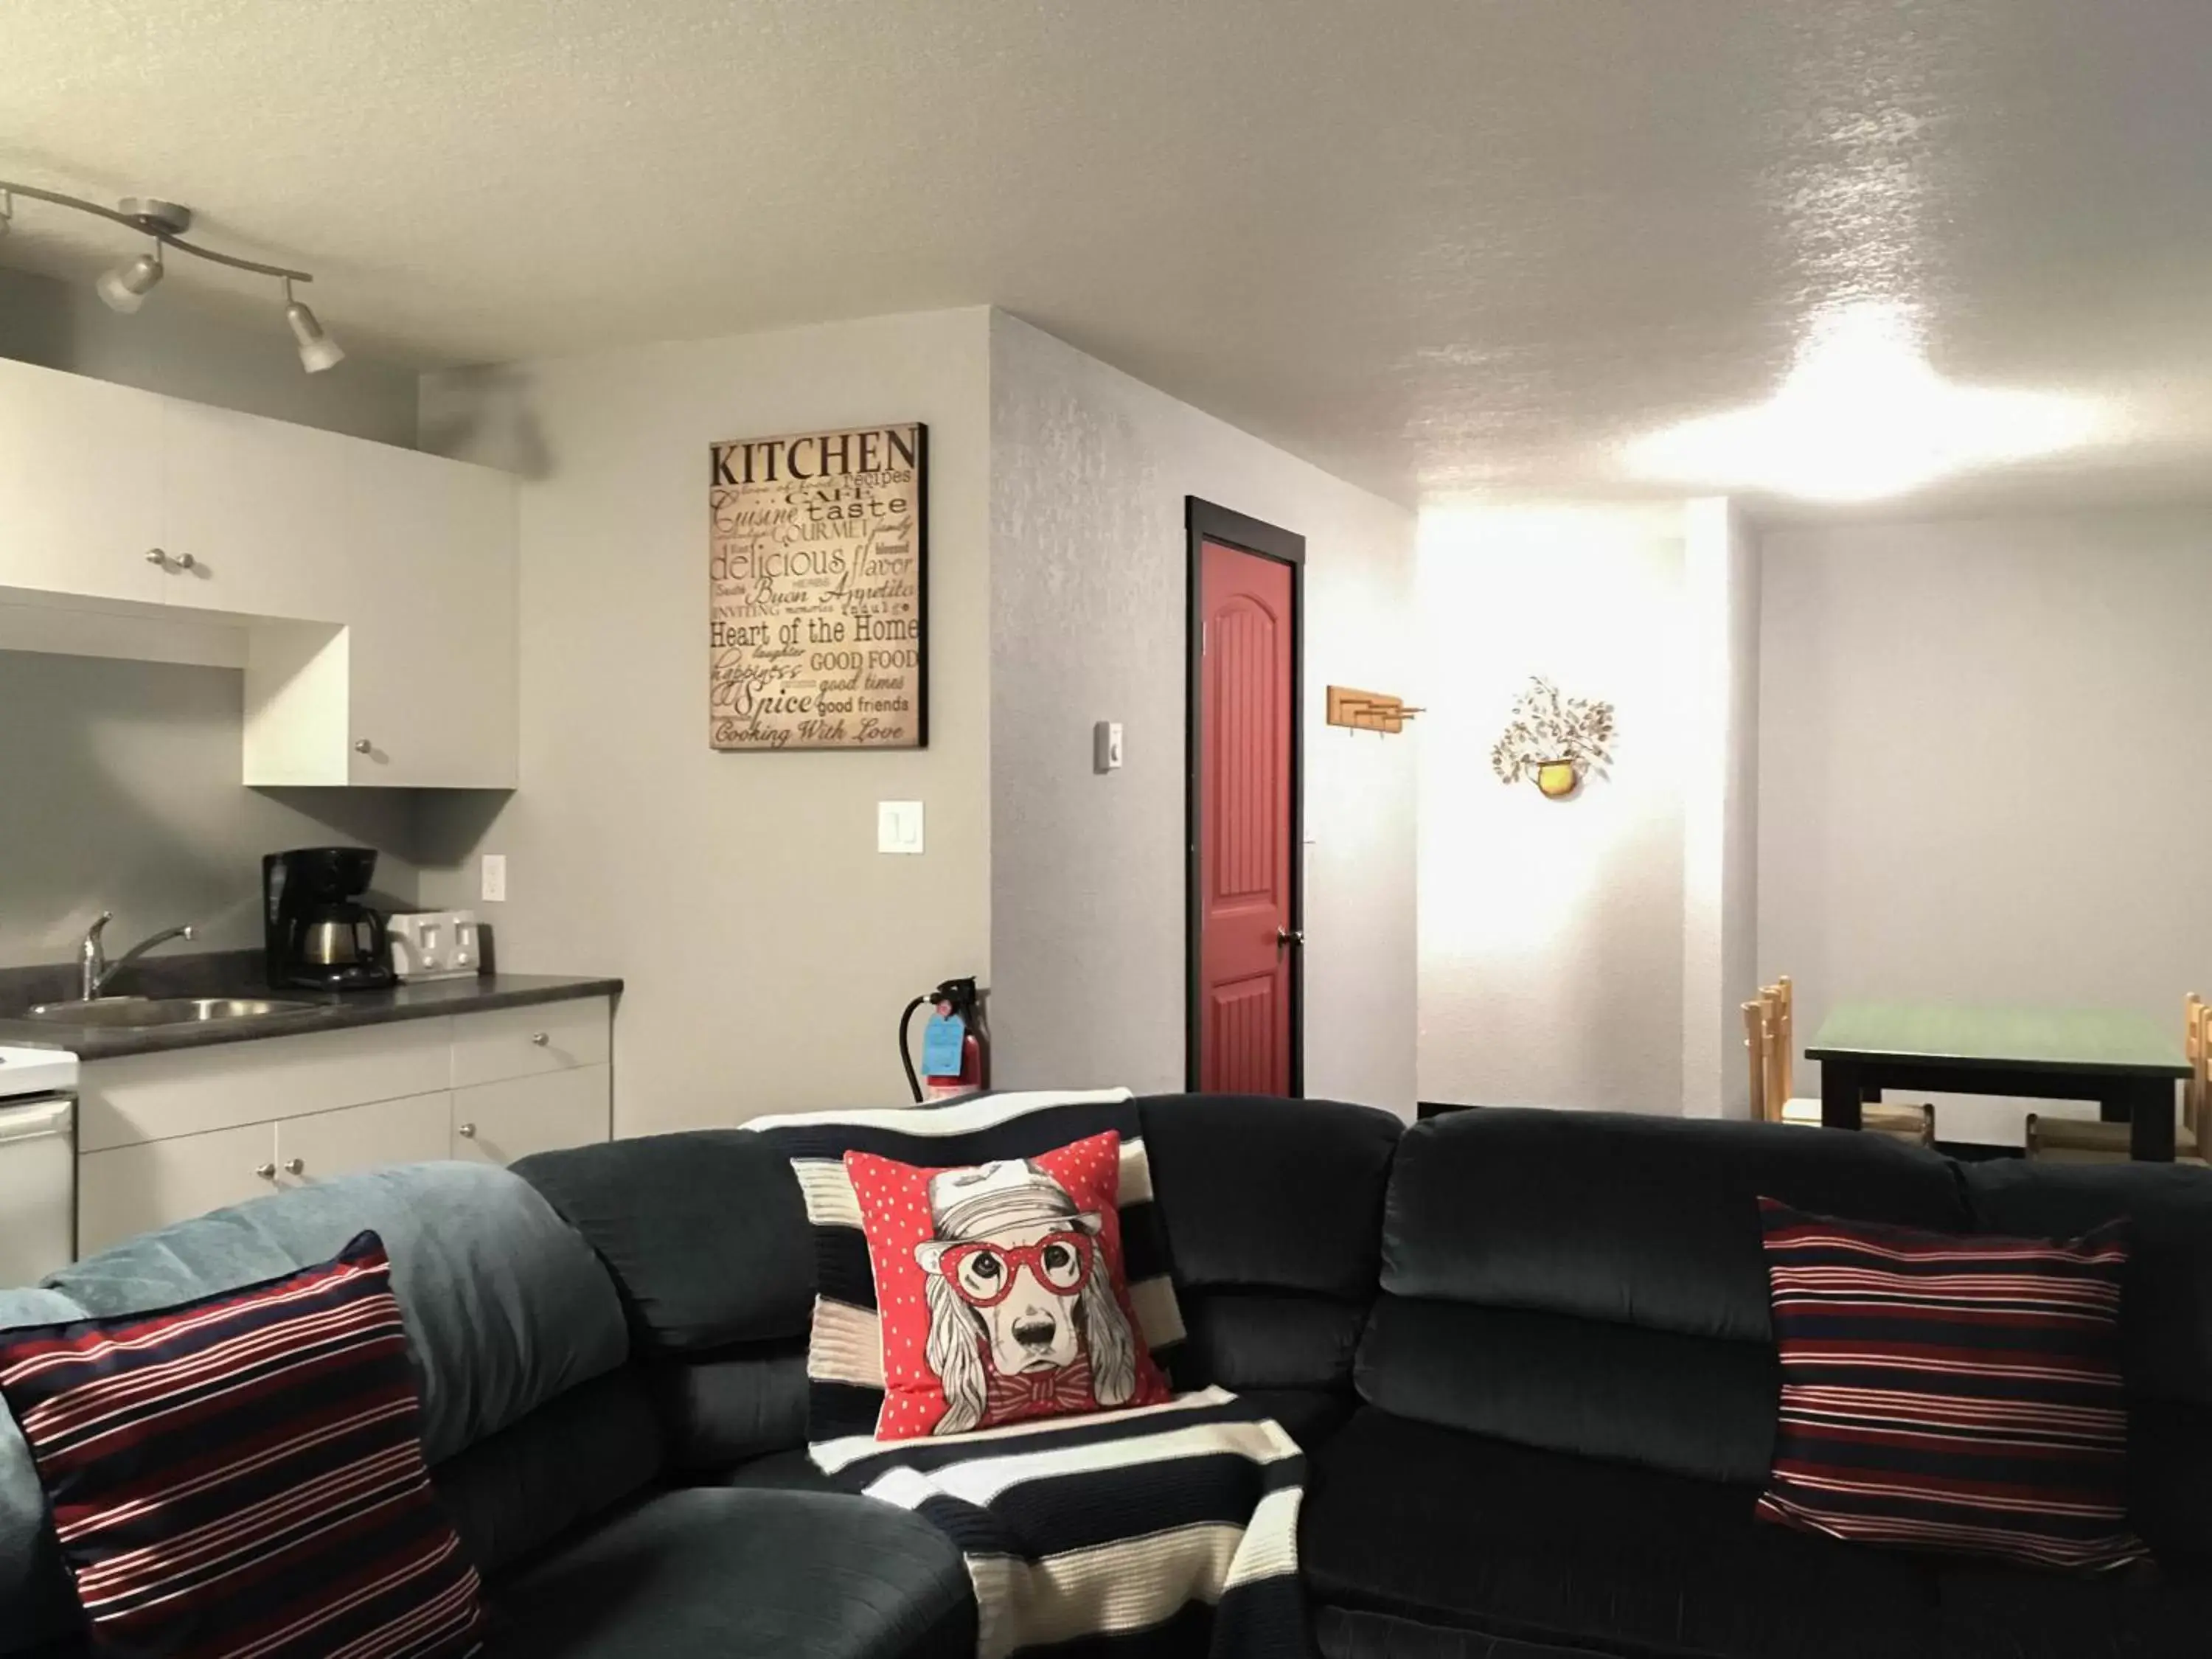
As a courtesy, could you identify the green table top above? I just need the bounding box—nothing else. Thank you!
[1806,1003,2190,1078]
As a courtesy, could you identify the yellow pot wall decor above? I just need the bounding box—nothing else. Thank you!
[1534,760,1579,799]
[1491,676,1617,799]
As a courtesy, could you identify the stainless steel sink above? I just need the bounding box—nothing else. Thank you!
[22,997,319,1028]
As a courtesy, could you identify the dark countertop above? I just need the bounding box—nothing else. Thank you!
[0,954,620,1062]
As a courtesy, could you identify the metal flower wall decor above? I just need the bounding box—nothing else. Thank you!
[1490,675,1617,799]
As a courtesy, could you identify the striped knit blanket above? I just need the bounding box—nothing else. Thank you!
[748,1091,1313,1658]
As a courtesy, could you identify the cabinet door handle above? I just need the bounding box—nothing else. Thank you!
[145,548,170,568]
[457,1122,477,1139]
[173,552,197,571]
[354,739,373,755]
[283,1158,305,1176]
[531,1032,549,1046]
[254,1161,277,1180]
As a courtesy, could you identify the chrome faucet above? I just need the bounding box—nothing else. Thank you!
[80,911,197,1001]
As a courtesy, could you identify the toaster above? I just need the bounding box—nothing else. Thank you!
[387,909,483,981]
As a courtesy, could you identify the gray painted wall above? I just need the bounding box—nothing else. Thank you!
[414,308,995,1135]
[1759,506,2212,1144]
[0,653,420,969]
[988,313,1419,1115]
[0,265,420,448]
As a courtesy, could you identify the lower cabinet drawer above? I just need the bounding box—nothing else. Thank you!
[78,1124,279,1259]
[451,998,610,1088]
[276,1093,453,1189]
[451,1065,611,1165]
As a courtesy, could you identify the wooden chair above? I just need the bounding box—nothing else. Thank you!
[1744,978,1934,1147]
[2025,992,2208,1165]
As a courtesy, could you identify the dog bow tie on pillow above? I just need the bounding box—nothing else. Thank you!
[984,1354,1096,1424]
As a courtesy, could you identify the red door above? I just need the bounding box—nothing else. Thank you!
[1197,538,1296,1095]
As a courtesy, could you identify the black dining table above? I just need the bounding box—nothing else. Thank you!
[1805,1003,2188,1161]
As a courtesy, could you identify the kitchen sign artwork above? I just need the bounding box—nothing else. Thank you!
[708,422,928,750]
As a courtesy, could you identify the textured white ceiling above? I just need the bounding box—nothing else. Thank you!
[4,1,2208,516]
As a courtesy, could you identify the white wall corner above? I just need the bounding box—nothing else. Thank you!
[1680,497,1760,1116]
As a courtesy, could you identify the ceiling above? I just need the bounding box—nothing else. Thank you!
[4,1,2209,518]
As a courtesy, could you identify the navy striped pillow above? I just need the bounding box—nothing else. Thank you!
[1756,1197,2146,1572]
[0,1231,483,1658]
[745,1090,1186,1444]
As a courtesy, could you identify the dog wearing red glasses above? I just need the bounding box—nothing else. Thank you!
[913,1158,1139,1434]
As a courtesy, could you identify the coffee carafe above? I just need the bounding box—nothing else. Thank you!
[262,847,396,991]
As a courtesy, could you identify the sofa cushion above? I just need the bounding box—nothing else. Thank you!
[1381,1110,1969,1341]
[433,1368,662,1576]
[512,1132,814,1354]
[482,1487,974,1659]
[1303,1406,1946,1659]
[1961,1159,2212,1562]
[648,1346,808,1472]
[1757,1198,2144,1571]
[1357,1298,1781,1484]
[1935,1554,2212,1658]
[1137,1094,1401,1298]
[1178,1290,1367,1394]
[41,1164,626,1466]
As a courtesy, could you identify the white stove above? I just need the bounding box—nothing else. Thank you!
[0,1044,78,1284]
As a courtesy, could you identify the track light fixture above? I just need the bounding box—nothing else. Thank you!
[283,278,344,374]
[96,243,164,313]
[0,179,342,374]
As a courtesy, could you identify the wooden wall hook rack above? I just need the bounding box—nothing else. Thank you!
[1326,685,1424,735]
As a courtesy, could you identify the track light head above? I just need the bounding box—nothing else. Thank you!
[96,243,164,313]
[282,281,344,373]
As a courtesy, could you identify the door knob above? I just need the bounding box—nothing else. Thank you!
[353,739,373,754]
[1276,927,1305,948]
[283,1158,305,1176]
[531,1032,549,1046]
[254,1161,276,1180]
[457,1122,477,1139]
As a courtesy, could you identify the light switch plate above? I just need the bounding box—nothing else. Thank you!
[1094,720,1124,773]
[480,853,507,902]
[877,801,925,855]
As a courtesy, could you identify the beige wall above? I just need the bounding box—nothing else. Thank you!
[1759,506,2212,1144]
[416,309,993,1134]
[987,314,1419,1115]
[1416,504,1692,1113]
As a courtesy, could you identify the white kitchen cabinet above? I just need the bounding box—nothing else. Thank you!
[340,442,520,787]
[0,358,520,789]
[161,398,357,622]
[452,1066,611,1165]
[78,1123,279,1259]
[72,998,613,1255]
[278,1093,453,1188]
[0,358,167,606]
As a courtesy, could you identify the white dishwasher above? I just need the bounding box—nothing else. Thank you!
[0,1046,78,1286]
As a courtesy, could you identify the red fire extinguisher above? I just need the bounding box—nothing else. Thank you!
[900,977,990,1104]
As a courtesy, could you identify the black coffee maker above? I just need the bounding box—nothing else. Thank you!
[262,847,395,991]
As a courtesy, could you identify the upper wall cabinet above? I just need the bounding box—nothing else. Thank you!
[0,358,519,789]
[0,361,167,605]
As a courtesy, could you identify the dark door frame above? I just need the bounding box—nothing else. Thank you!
[1184,496,1306,1095]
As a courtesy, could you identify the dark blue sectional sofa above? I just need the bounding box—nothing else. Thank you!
[5,1098,2210,1657]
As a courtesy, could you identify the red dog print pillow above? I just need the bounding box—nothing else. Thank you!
[846,1130,1173,1440]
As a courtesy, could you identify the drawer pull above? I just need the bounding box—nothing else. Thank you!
[284,1158,305,1176]
[531,1032,549,1046]
[457,1122,477,1138]
[254,1161,276,1180]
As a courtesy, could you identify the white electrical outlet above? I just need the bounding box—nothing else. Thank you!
[481,853,508,902]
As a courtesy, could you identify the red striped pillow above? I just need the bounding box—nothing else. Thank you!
[0,1231,483,1658]
[1756,1197,2146,1572]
